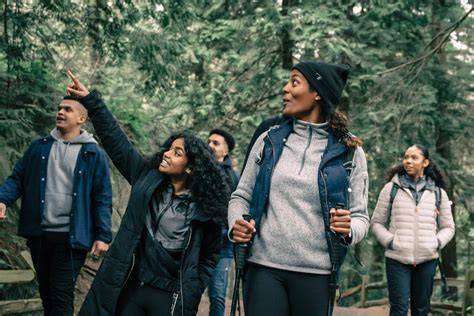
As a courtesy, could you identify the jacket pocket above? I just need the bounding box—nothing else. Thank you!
[391,231,409,253]
[418,234,439,258]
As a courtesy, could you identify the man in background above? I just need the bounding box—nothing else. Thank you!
[207,128,240,316]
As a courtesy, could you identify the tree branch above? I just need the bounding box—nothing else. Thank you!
[376,8,473,76]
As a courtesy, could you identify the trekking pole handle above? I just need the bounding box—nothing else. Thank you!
[234,214,252,270]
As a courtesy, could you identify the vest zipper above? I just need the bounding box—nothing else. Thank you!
[320,170,330,227]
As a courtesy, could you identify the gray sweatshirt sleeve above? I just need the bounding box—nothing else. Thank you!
[228,132,267,231]
[348,146,370,245]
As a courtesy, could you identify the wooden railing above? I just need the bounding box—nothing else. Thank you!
[338,268,473,314]
[1,252,473,315]
[0,251,42,315]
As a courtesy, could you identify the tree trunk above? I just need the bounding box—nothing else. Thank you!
[3,0,10,97]
[88,1,103,85]
[431,0,458,294]
[280,0,293,70]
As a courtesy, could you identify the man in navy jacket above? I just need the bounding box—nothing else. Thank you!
[0,96,112,316]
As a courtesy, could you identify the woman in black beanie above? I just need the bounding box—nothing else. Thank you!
[229,61,369,315]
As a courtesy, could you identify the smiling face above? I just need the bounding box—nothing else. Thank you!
[158,138,190,177]
[282,70,322,123]
[56,99,87,133]
[403,146,429,179]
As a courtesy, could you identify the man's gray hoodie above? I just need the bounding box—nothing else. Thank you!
[42,128,98,232]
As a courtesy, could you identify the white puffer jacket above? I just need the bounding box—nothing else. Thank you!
[371,174,455,265]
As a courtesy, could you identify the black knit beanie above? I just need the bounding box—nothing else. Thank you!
[209,128,235,152]
[292,61,350,106]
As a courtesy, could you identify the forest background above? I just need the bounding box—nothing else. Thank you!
[0,0,472,310]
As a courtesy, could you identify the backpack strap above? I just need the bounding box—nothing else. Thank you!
[434,186,442,211]
[388,183,400,213]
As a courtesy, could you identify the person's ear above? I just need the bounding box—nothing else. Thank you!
[223,144,229,157]
[78,115,87,124]
[423,159,430,168]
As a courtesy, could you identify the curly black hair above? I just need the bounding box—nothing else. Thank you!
[308,87,362,149]
[385,144,446,189]
[149,132,230,223]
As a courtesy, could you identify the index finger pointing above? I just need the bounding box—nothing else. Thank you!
[67,70,78,83]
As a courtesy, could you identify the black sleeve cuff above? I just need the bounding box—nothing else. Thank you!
[79,90,102,113]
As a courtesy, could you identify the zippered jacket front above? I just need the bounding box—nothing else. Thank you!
[78,91,221,316]
[370,174,455,265]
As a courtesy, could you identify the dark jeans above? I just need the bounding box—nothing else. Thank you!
[27,232,87,316]
[386,257,438,316]
[115,274,174,316]
[208,257,232,316]
[244,263,330,316]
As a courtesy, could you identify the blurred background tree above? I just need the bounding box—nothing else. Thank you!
[0,0,472,310]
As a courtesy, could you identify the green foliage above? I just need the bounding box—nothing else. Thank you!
[0,0,472,306]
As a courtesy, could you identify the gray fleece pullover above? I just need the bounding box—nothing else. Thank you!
[228,119,369,274]
[42,129,97,232]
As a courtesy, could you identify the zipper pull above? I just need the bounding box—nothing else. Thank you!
[170,293,179,315]
[413,262,416,268]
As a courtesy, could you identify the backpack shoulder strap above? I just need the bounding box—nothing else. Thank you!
[388,183,400,213]
[434,186,442,211]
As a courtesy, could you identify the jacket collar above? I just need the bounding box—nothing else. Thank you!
[394,173,436,192]
[221,156,233,168]
[265,117,347,168]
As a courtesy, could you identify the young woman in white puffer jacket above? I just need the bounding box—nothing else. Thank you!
[371,144,455,316]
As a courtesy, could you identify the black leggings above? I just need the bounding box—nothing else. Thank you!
[244,264,330,316]
[115,275,174,316]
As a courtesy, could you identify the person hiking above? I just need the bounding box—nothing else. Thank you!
[207,128,240,316]
[0,95,112,315]
[228,61,369,316]
[65,70,229,316]
[371,144,455,316]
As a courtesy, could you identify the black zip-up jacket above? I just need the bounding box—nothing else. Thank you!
[78,91,221,316]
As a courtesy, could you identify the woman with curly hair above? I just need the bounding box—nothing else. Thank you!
[66,71,229,316]
[229,61,369,315]
[371,144,455,316]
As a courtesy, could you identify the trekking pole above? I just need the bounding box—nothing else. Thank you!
[230,214,252,316]
[327,203,346,316]
[438,254,450,296]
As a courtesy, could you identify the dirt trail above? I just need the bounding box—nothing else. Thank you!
[197,294,390,316]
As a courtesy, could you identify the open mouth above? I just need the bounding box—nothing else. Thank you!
[160,159,170,167]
